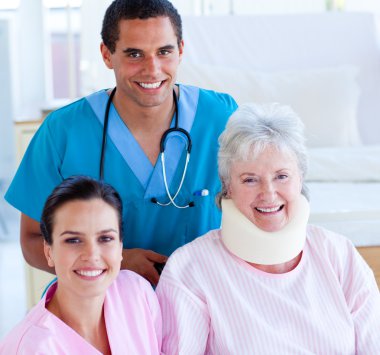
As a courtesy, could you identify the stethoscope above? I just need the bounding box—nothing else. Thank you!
[99,87,194,208]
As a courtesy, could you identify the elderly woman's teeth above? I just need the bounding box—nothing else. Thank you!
[256,206,281,213]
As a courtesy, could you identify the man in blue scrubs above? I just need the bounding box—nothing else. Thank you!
[5,0,237,285]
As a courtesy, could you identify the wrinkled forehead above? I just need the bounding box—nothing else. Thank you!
[239,141,297,162]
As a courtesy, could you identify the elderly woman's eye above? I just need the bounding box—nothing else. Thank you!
[277,174,288,180]
[243,177,256,184]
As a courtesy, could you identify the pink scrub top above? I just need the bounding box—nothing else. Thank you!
[0,270,162,354]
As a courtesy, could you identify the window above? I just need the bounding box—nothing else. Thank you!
[0,0,19,10]
[43,0,82,8]
[45,5,81,99]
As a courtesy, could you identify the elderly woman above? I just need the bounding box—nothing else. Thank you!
[0,176,162,354]
[156,103,380,354]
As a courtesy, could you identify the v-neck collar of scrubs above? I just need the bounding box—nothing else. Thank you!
[44,282,105,354]
[86,84,199,198]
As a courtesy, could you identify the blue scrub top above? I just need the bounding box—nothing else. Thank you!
[5,84,237,256]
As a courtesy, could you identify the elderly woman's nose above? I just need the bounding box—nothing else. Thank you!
[260,180,276,197]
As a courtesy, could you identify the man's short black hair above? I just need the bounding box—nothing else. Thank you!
[101,0,182,53]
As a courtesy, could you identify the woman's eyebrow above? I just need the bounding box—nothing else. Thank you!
[240,172,258,176]
[96,228,118,235]
[59,230,84,237]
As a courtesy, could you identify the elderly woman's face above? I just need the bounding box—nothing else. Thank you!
[227,145,302,232]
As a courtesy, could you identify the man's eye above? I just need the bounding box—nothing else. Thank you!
[65,238,80,244]
[158,49,170,55]
[128,52,142,58]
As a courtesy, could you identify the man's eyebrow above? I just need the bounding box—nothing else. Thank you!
[159,44,176,50]
[122,45,176,54]
[122,47,143,54]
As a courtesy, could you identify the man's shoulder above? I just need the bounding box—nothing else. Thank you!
[44,91,104,126]
[198,85,237,107]
[181,84,237,108]
[46,97,86,119]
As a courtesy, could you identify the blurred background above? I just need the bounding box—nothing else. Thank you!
[1,0,380,339]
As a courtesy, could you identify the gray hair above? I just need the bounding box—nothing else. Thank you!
[217,103,309,207]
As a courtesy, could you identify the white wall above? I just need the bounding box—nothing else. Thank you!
[78,0,329,95]
[0,17,15,180]
[80,0,114,95]
[16,0,49,120]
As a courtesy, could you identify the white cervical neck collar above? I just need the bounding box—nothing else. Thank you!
[221,195,309,265]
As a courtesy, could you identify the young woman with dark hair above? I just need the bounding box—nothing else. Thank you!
[1,176,162,354]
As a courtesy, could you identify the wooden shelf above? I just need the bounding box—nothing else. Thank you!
[14,119,56,308]
[357,246,380,289]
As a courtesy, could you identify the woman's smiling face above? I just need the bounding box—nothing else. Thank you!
[44,198,123,299]
[227,145,303,232]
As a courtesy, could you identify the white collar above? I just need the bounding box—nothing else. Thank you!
[221,195,309,265]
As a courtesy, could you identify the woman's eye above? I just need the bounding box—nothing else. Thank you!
[243,177,257,184]
[99,235,115,243]
[65,238,80,244]
[277,174,288,180]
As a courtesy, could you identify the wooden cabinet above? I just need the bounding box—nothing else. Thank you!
[357,246,380,289]
[14,120,42,159]
[14,120,55,309]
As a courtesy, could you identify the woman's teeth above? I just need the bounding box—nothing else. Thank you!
[75,270,103,277]
[256,206,282,213]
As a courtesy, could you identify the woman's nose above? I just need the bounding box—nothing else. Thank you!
[260,181,276,199]
[81,242,100,261]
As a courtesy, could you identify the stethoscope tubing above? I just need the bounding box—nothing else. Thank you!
[99,87,193,208]
[99,87,117,180]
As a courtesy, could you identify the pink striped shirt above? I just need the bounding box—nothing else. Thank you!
[156,225,380,354]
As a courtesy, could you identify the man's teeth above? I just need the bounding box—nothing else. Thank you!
[76,270,103,277]
[139,81,162,89]
[256,206,281,213]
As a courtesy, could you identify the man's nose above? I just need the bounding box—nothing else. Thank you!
[143,55,160,76]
